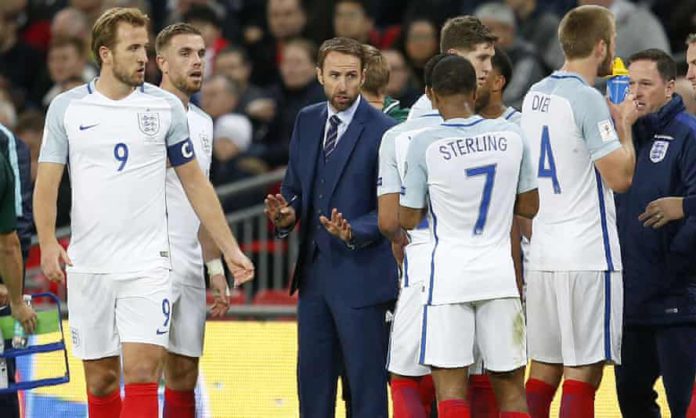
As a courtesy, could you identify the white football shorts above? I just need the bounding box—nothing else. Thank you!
[168,272,207,358]
[387,283,430,377]
[67,267,171,360]
[419,298,527,372]
[526,270,622,366]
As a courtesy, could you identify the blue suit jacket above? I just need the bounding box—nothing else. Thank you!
[281,98,398,307]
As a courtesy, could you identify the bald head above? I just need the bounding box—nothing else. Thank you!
[52,7,89,38]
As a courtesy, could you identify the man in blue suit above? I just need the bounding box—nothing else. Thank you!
[265,37,398,418]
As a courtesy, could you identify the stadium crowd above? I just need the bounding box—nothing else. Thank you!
[0,0,695,418]
[0,0,694,225]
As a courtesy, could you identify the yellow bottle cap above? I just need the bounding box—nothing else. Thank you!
[612,57,628,76]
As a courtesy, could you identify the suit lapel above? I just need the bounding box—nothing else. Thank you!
[326,99,367,200]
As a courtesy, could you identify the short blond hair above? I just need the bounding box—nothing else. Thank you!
[91,7,149,67]
[362,45,389,96]
[558,5,614,60]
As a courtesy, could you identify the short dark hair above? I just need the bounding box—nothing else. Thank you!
[361,45,389,96]
[317,37,365,70]
[155,23,202,54]
[285,38,317,65]
[424,53,449,88]
[440,16,497,54]
[431,54,476,97]
[628,48,676,82]
[491,47,513,91]
[183,4,220,28]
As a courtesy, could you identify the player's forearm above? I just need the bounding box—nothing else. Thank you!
[33,166,62,245]
[399,207,425,230]
[0,233,25,304]
[198,226,222,262]
[378,195,402,241]
[181,169,241,257]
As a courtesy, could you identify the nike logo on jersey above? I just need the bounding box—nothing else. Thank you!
[79,123,99,131]
[156,329,169,335]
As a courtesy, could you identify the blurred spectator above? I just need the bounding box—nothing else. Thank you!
[383,49,421,108]
[165,0,223,27]
[654,1,696,55]
[506,0,563,70]
[102,0,150,13]
[69,0,104,26]
[50,7,90,41]
[14,110,42,182]
[183,4,229,79]
[475,2,546,109]
[260,39,324,167]
[215,46,275,127]
[402,18,439,92]
[0,100,17,130]
[246,0,308,87]
[578,0,670,59]
[361,45,409,122]
[676,77,696,115]
[200,74,254,184]
[39,36,96,107]
[334,0,374,45]
[334,0,400,49]
[0,9,44,110]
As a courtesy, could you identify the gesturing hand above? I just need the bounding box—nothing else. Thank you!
[224,249,255,287]
[264,194,297,229]
[319,208,353,243]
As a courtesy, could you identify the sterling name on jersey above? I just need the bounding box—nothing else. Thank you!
[401,116,536,305]
[166,104,213,286]
[38,80,195,274]
[521,71,622,272]
[378,112,442,287]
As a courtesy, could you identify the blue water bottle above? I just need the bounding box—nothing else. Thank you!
[607,57,630,104]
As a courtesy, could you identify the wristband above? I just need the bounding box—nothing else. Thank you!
[206,259,224,277]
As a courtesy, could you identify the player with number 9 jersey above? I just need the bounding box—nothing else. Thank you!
[38,78,194,359]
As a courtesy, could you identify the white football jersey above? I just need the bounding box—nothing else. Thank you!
[378,112,443,287]
[502,106,522,125]
[407,94,432,121]
[39,81,194,274]
[401,116,537,304]
[166,104,214,287]
[521,71,622,272]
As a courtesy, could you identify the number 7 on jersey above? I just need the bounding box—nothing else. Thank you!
[465,164,497,235]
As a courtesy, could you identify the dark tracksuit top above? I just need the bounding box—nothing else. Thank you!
[617,94,696,326]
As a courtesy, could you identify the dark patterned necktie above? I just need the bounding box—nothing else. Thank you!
[323,115,342,157]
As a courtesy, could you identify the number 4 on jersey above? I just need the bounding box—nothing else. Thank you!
[538,125,561,194]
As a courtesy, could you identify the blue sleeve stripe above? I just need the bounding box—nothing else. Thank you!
[167,138,196,167]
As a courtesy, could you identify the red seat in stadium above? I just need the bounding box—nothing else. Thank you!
[252,289,297,306]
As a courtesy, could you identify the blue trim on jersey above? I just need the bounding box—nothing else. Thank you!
[140,83,145,93]
[505,109,519,120]
[550,73,587,85]
[416,217,429,230]
[603,270,611,360]
[441,117,485,128]
[594,169,615,271]
[419,113,441,118]
[167,138,196,166]
[403,253,410,288]
[426,198,439,305]
[418,305,429,365]
[86,81,93,94]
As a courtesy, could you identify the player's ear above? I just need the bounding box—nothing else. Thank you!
[316,66,324,85]
[155,54,167,73]
[665,78,676,99]
[99,45,112,66]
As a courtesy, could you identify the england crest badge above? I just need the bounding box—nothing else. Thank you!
[649,140,669,163]
[138,112,160,136]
